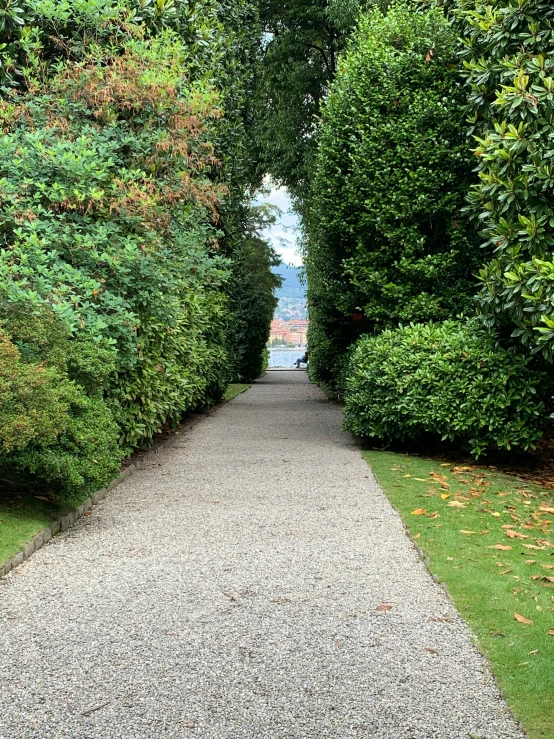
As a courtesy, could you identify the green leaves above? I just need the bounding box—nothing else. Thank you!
[459,0,554,360]
[305,1,481,387]
[343,321,548,458]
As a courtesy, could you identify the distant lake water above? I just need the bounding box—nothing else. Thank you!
[268,348,307,369]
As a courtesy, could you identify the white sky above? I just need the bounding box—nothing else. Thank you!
[254,184,302,267]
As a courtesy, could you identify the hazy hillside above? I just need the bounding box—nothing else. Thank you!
[272,265,307,320]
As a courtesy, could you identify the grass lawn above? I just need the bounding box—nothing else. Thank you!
[364,450,554,739]
[0,494,79,568]
[223,384,251,402]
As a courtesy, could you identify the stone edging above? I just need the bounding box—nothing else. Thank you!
[0,435,176,580]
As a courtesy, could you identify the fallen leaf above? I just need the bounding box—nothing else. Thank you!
[403,474,412,478]
[447,501,466,508]
[480,530,490,535]
[411,508,426,515]
[505,530,528,540]
[488,544,512,551]
[460,530,477,535]
[440,482,450,490]
[428,511,439,519]
[523,544,547,551]
[412,533,421,540]
[440,493,450,500]
[499,568,512,575]
[539,506,554,515]
[514,613,533,625]
[440,463,450,467]
[424,647,438,654]
[541,564,554,570]
[413,477,428,482]
[548,630,554,636]
[376,604,392,612]
[525,560,537,564]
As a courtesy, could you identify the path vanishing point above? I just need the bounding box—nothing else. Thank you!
[0,372,524,738]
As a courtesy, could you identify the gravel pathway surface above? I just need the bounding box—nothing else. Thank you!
[0,372,524,739]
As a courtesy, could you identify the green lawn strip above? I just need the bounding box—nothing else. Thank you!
[223,384,251,402]
[0,494,83,568]
[364,450,554,739]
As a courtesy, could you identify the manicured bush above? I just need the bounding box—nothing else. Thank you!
[305,1,482,386]
[458,0,554,359]
[343,321,547,458]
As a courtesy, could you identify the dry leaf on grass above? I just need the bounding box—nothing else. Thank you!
[488,544,512,551]
[447,501,466,508]
[548,630,554,636]
[505,530,528,540]
[514,613,534,625]
[411,508,426,515]
[460,530,477,535]
[539,506,554,515]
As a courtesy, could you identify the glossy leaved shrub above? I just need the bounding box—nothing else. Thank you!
[458,0,554,359]
[343,321,547,458]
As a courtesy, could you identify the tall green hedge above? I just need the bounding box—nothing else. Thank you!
[458,0,554,360]
[305,1,482,386]
[0,0,278,498]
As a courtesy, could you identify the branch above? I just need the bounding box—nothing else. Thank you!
[306,43,333,77]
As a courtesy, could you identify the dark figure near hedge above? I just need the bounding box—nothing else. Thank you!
[295,352,309,369]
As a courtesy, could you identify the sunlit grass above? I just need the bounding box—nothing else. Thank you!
[364,450,554,739]
[0,495,75,567]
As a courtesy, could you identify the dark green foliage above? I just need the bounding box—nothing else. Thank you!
[255,0,368,198]
[306,1,482,386]
[458,0,554,360]
[344,321,547,458]
[228,204,282,382]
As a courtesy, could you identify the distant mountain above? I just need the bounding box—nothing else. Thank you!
[272,264,307,320]
[273,264,305,300]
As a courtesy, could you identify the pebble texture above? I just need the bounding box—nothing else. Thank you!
[0,372,523,739]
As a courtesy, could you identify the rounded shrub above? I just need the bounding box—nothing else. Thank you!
[343,321,547,458]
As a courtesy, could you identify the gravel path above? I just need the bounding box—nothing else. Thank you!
[0,372,523,739]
